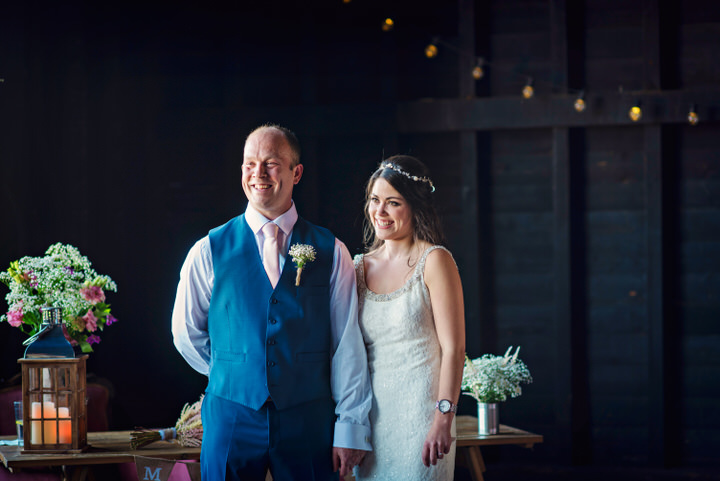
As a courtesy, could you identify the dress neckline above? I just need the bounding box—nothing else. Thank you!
[356,245,445,302]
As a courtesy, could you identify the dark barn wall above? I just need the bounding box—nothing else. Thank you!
[1,0,719,477]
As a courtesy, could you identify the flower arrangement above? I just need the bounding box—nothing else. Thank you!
[0,243,118,352]
[461,346,533,404]
[131,395,204,449]
[289,243,316,286]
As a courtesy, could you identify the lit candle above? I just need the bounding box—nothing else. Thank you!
[31,402,42,444]
[58,407,72,444]
[42,401,57,444]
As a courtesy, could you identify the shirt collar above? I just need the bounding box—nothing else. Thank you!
[245,202,298,237]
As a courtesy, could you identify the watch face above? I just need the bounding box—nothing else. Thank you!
[438,400,451,413]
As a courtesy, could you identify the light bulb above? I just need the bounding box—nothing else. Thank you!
[425,44,438,58]
[472,65,484,80]
[629,105,642,122]
[688,106,699,125]
[382,18,394,32]
[574,92,586,112]
[522,84,534,99]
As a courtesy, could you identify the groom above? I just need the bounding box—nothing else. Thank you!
[171,124,372,480]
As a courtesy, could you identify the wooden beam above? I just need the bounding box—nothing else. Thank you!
[645,123,665,466]
[549,0,575,466]
[552,126,574,462]
[457,0,482,355]
[642,0,667,467]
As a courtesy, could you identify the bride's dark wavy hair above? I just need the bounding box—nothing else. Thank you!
[362,155,446,252]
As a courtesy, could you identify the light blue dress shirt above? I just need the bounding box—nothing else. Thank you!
[171,202,373,451]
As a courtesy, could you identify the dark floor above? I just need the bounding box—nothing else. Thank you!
[455,463,720,481]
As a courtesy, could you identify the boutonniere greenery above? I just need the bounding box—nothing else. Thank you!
[288,244,316,286]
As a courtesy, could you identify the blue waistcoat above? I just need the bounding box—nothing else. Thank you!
[206,214,335,411]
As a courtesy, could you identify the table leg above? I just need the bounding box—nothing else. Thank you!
[62,465,91,481]
[462,446,486,481]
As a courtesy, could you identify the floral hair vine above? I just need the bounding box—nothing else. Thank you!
[379,162,436,193]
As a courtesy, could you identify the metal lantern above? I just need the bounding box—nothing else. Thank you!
[19,307,88,453]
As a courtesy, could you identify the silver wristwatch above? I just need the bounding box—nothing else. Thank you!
[435,399,457,414]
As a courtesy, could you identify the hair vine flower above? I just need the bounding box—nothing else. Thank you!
[379,162,436,192]
[288,244,316,286]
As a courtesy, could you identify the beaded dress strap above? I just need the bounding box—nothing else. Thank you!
[357,245,452,302]
[415,245,452,279]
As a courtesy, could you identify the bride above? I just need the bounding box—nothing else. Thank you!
[354,155,466,480]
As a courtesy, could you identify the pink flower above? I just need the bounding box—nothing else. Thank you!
[106,314,118,326]
[7,309,24,327]
[86,334,101,345]
[82,309,98,332]
[80,285,105,304]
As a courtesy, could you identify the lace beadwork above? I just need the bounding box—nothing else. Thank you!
[353,245,451,302]
[353,245,456,481]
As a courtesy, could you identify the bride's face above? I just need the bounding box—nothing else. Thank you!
[368,178,414,242]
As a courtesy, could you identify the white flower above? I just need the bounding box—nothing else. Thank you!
[288,244,316,286]
[0,243,118,352]
[461,346,532,404]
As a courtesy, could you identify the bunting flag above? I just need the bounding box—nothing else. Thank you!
[134,456,178,481]
[184,461,201,481]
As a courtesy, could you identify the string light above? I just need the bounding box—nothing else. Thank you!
[629,101,642,122]
[425,38,439,58]
[522,78,534,99]
[382,18,394,32]
[472,58,485,80]
[688,104,699,125]
[412,35,673,127]
[574,91,586,112]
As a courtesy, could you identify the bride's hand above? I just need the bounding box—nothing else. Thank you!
[421,414,455,467]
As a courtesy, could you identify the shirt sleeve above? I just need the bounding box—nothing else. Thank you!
[329,239,373,451]
[171,237,214,376]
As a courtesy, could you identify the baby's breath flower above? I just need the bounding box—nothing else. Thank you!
[288,244,316,286]
[461,346,532,404]
[0,243,118,353]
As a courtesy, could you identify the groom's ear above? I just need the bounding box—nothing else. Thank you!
[293,164,304,184]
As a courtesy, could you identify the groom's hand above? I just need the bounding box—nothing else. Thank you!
[333,447,366,477]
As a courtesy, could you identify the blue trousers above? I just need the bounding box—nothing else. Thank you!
[200,393,338,481]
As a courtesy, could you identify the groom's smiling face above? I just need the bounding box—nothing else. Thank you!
[242,127,303,220]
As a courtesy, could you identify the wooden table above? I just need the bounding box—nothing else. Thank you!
[0,431,200,481]
[3,419,539,481]
[456,415,543,481]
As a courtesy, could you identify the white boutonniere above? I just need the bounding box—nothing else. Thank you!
[288,244,316,286]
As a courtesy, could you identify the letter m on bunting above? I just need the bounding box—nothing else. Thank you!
[134,455,176,481]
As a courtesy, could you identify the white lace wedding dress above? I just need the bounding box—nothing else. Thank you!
[354,246,456,481]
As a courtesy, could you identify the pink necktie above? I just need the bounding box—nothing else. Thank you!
[262,222,280,288]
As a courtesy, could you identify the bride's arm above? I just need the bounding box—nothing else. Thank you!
[422,247,466,467]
